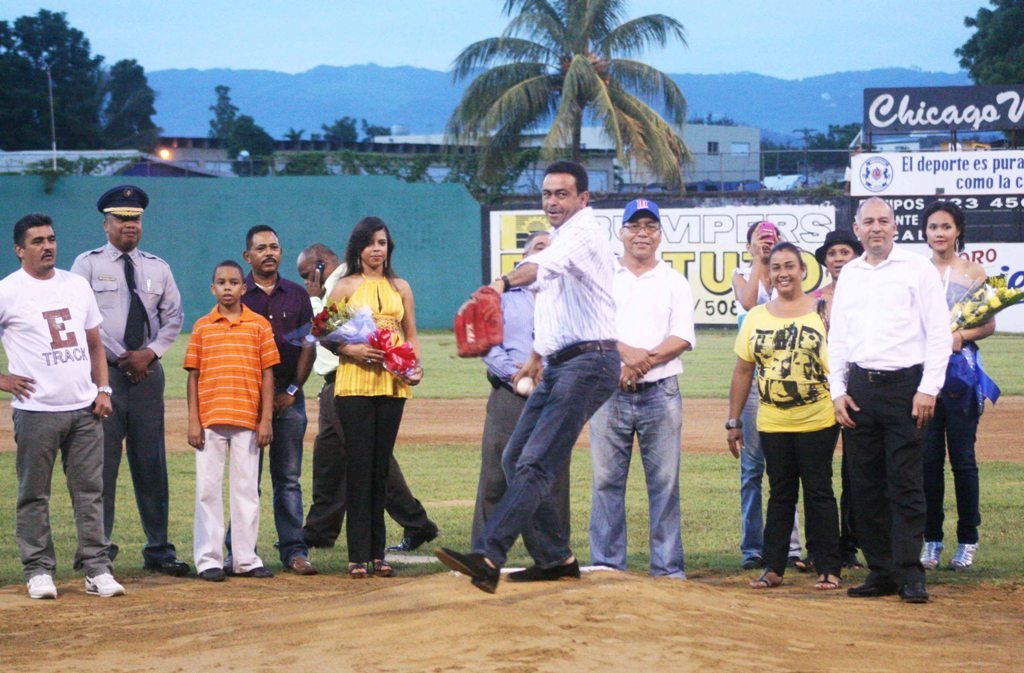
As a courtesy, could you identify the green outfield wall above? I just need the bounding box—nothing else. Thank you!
[0,176,481,329]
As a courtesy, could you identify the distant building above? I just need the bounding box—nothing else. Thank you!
[0,149,217,178]
[371,123,762,193]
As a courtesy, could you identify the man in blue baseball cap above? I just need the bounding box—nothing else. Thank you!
[588,198,695,578]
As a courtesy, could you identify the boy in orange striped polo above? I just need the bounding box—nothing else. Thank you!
[185,260,279,581]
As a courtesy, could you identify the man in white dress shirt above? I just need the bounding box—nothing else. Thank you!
[828,197,951,604]
[588,198,695,578]
[436,161,619,593]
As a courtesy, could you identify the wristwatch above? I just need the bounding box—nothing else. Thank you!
[286,384,299,396]
[97,385,113,396]
[724,418,743,430]
[500,275,511,293]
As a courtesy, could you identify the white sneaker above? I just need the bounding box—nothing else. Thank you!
[27,574,57,599]
[920,541,943,570]
[85,573,126,597]
[950,543,978,570]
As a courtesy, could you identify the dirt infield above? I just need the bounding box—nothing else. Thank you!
[1,398,1021,672]
[1,568,1022,672]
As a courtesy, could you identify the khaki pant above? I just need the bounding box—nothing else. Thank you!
[14,407,111,580]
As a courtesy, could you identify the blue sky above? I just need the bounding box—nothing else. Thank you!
[3,0,986,78]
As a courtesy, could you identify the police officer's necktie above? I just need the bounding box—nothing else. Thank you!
[121,253,147,350]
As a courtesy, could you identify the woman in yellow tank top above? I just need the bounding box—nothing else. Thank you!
[327,217,423,578]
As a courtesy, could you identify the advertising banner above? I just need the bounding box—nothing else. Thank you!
[488,204,838,326]
[851,151,1024,197]
[863,85,1024,134]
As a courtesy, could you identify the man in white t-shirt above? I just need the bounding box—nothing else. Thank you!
[0,213,125,600]
[588,199,695,578]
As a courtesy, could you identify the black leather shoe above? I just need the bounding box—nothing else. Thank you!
[507,559,580,582]
[899,582,930,603]
[145,558,191,577]
[198,568,226,582]
[847,581,899,597]
[228,566,274,578]
[434,547,500,594]
[387,528,439,553]
[741,556,764,570]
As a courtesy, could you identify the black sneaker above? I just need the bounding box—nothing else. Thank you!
[198,568,226,582]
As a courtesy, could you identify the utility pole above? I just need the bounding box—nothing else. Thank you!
[793,127,816,187]
[46,65,57,171]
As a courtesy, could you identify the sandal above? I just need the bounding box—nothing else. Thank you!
[348,562,368,579]
[749,570,783,589]
[789,556,812,573]
[372,559,394,577]
[814,574,842,590]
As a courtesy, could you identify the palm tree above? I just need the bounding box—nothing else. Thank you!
[448,0,691,188]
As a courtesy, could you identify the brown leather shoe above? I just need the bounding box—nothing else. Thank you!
[288,556,318,576]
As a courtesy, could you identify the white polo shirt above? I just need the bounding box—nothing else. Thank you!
[612,258,696,383]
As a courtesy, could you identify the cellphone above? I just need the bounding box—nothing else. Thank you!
[758,221,778,243]
[315,261,326,282]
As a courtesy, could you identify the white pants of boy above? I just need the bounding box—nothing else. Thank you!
[194,425,262,574]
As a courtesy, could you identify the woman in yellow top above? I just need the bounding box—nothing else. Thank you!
[726,242,841,591]
[328,216,423,578]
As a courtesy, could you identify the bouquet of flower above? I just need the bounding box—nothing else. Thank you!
[311,303,376,345]
[367,328,418,379]
[949,274,1024,332]
[307,302,419,381]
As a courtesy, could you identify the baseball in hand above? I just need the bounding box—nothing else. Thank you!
[515,376,535,396]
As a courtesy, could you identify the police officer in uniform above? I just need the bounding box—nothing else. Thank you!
[71,185,189,576]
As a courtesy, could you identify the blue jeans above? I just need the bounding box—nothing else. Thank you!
[474,348,619,568]
[923,397,981,544]
[262,392,309,565]
[589,376,685,577]
[739,381,802,561]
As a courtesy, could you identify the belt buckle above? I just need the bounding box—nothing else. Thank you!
[867,370,883,384]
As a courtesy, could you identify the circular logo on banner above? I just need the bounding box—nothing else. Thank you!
[860,156,893,193]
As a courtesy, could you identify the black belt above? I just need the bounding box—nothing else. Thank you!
[486,372,514,393]
[323,371,337,385]
[547,340,618,368]
[623,379,659,393]
[849,363,922,384]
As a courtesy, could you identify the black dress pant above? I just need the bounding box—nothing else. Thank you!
[304,380,435,546]
[838,434,859,556]
[760,425,841,577]
[335,395,406,563]
[845,365,927,586]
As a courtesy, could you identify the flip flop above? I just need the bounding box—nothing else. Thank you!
[814,574,842,590]
[750,570,784,589]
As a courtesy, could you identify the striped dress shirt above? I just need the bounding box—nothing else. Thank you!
[527,207,617,358]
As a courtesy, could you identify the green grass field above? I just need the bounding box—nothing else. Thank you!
[0,330,1022,586]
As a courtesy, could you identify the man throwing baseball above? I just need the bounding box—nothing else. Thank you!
[436,161,619,593]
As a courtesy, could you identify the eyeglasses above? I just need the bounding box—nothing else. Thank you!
[622,222,661,234]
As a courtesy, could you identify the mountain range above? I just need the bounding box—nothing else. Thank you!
[148,64,972,143]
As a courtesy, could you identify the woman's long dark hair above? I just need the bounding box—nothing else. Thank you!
[343,216,396,280]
